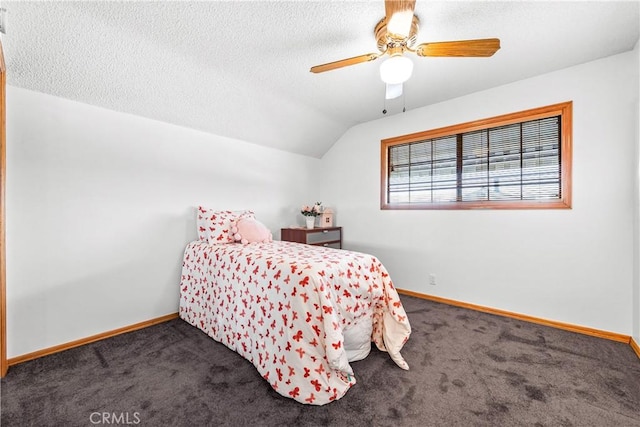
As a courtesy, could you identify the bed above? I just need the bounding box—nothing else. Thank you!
[178,208,411,405]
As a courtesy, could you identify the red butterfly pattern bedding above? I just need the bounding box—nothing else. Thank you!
[178,240,411,405]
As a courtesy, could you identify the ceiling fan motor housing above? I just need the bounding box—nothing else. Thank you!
[374,15,420,53]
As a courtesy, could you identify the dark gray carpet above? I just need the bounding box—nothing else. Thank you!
[2,295,640,426]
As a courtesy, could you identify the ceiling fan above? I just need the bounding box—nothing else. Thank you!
[310,0,500,98]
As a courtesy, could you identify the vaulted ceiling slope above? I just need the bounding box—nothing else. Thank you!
[2,1,639,158]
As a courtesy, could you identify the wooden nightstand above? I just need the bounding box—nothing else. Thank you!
[281,226,342,249]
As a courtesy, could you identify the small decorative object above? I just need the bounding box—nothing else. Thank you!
[301,202,322,229]
[320,208,334,228]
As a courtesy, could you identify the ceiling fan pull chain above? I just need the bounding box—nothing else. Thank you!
[403,88,406,113]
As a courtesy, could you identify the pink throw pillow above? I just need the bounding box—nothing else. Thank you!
[231,217,273,244]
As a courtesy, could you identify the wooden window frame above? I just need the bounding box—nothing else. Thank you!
[380,101,572,210]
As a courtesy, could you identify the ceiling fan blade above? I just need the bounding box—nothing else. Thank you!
[310,53,380,74]
[385,0,416,20]
[385,0,416,39]
[415,38,501,57]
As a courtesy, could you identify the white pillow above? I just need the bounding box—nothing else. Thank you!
[196,206,254,244]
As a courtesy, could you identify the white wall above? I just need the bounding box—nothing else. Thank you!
[6,49,638,359]
[320,49,639,336]
[634,39,640,345]
[634,89,639,344]
[5,87,320,358]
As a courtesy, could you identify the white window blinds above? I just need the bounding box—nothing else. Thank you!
[382,102,571,210]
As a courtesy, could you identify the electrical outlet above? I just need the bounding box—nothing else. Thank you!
[429,273,436,286]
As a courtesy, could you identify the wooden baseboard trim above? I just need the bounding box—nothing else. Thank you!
[7,313,179,367]
[631,337,640,359]
[398,289,632,345]
[6,296,640,367]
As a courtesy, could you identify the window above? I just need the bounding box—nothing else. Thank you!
[380,102,572,210]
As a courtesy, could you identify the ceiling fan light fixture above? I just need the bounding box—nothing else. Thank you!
[379,54,413,84]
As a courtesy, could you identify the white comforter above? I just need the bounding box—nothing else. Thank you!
[179,240,411,405]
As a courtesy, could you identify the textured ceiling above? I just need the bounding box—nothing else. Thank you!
[2,1,639,158]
